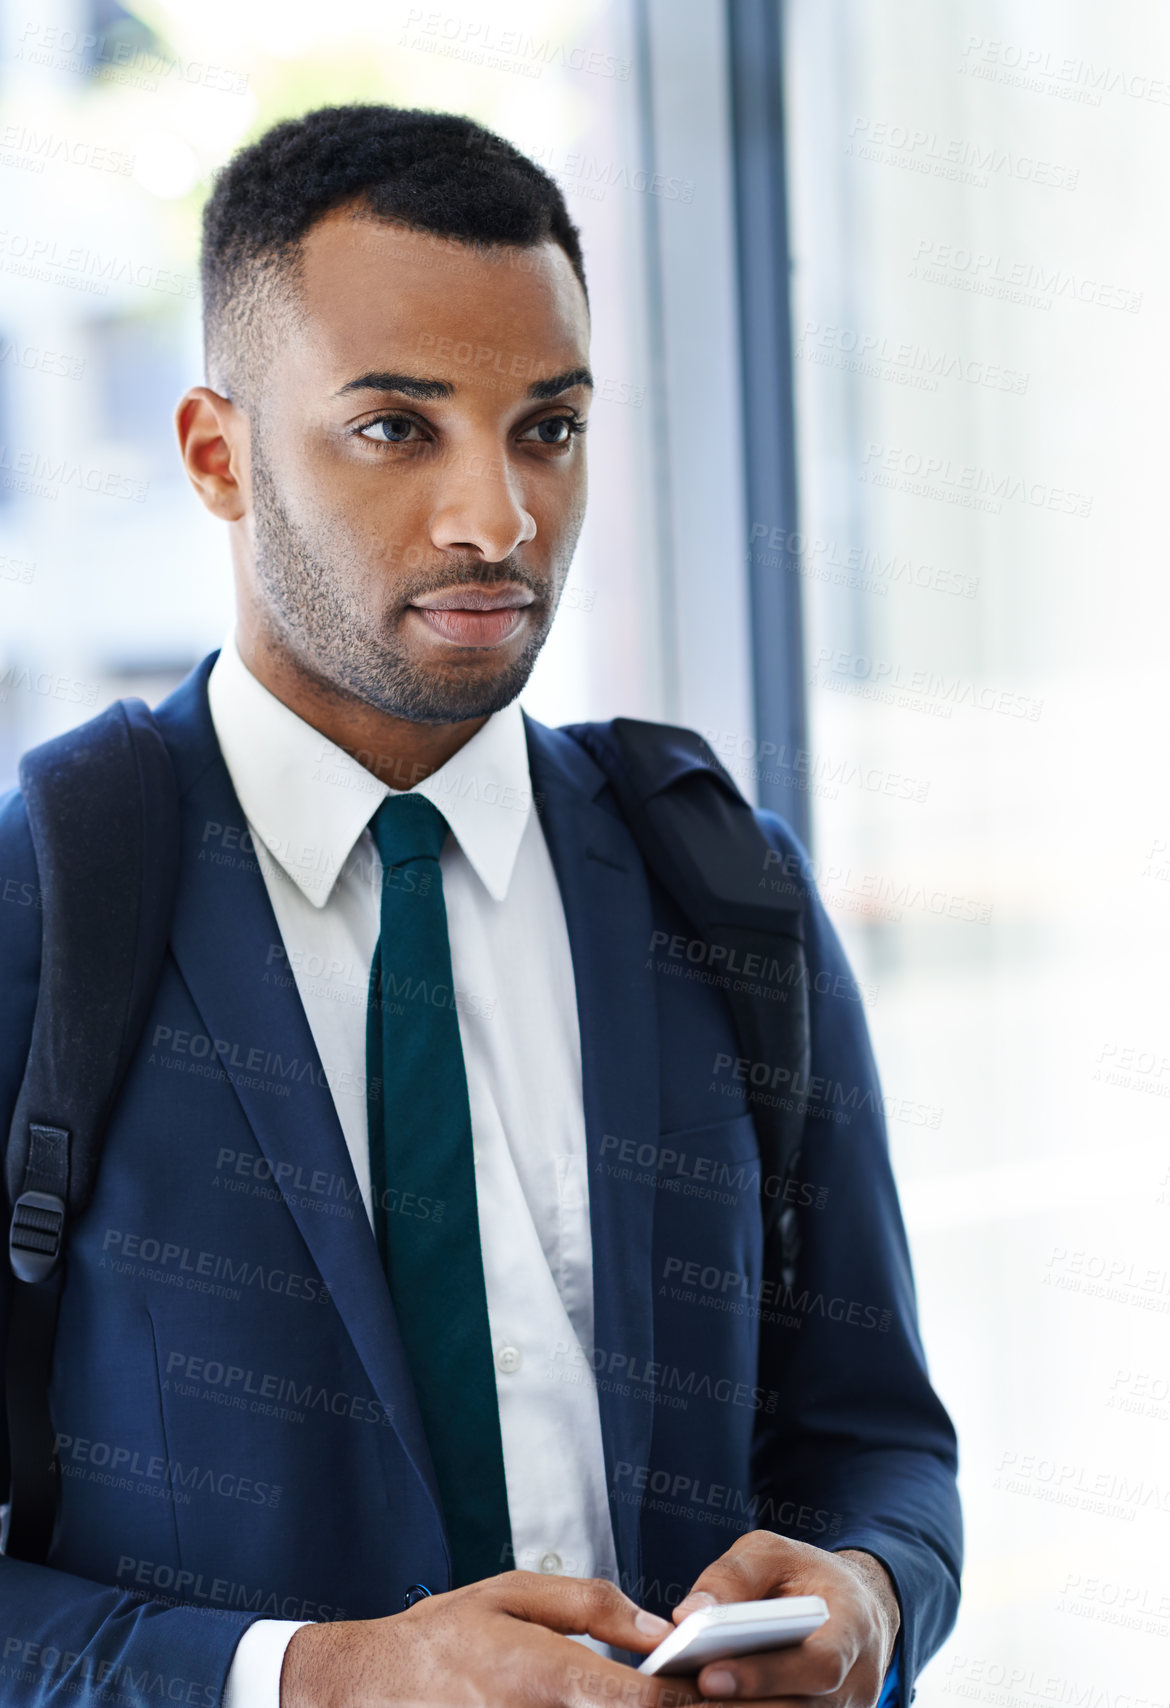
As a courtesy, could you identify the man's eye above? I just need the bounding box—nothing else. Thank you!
[359,416,421,443]
[520,415,586,446]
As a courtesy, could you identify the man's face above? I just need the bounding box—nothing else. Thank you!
[242,210,592,723]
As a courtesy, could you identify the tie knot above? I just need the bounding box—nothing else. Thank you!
[369,792,449,870]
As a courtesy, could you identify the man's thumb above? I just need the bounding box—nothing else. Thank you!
[673,1589,718,1624]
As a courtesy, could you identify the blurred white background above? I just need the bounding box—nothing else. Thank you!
[1,0,1167,1699]
[786,3,1170,1700]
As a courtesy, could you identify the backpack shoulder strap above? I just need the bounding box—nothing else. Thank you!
[4,696,179,1562]
[564,717,811,1273]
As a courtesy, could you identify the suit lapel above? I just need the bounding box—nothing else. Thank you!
[156,660,446,1546]
[153,664,661,1588]
[525,715,660,1589]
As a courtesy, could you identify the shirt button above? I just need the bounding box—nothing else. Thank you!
[496,1345,522,1375]
[538,1551,563,1574]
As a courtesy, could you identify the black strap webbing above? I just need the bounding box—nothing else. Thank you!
[5,697,180,1562]
[568,718,812,1274]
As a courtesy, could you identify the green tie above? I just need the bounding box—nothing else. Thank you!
[365,791,513,1586]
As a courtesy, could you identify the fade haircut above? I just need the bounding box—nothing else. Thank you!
[200,103,588,407]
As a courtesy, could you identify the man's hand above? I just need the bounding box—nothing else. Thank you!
[670,1533,901,1706]
[280,1569,703,1708]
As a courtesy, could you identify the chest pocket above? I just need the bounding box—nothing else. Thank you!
[658,1111,759,1161]
[653,1112,762,1218]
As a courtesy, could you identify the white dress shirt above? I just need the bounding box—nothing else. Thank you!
[209,637,619,1707]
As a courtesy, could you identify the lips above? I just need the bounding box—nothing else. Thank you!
[411,588,533,612]
[408,586,534,648]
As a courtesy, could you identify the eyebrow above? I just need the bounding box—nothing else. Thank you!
[334,366,594,401]
[335,372,451,400]
[528,366,593,400]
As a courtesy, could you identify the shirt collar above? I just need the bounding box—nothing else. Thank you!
[206,634,534,908]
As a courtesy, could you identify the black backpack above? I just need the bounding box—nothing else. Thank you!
[3,698,811,1564]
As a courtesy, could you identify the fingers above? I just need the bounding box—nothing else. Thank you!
[560,1639,705,1708]
[500,1618,704,1708]
[495,1570,674,1653]
[696,1630,866,1702]
[674,1533,807,1621]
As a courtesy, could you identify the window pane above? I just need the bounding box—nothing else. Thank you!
[787,1,1170,1694]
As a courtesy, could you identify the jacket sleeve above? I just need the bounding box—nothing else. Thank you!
[750,808,962,1701]
[0,786,263,1707]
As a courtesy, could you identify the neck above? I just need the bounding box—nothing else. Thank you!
[235,626,490,793]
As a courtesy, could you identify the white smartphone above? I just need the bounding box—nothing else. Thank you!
[637,1596,829,1676]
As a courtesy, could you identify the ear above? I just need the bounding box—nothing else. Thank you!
[175,386,249,522]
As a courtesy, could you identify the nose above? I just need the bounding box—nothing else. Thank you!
[429,448,537,562]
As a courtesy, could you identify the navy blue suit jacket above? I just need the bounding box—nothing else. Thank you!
[0,655,960,1705]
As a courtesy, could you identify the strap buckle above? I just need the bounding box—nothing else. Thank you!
[9,1190,66,1284]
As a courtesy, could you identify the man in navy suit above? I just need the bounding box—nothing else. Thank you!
[0,107,960,1707]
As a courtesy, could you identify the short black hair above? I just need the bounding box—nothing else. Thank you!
[200,103,588,403]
